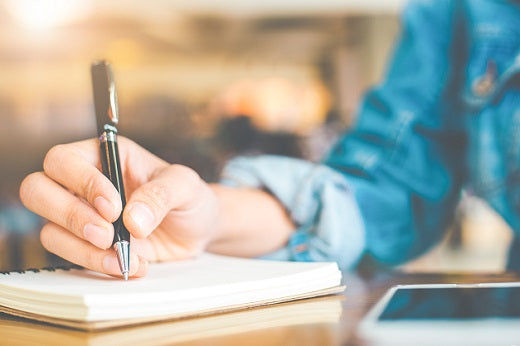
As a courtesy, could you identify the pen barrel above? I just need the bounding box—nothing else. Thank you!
[99,131,131,244]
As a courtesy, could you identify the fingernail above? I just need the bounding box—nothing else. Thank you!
[83,224,111,249]
[94,196,116,221]
[128,202,154,232]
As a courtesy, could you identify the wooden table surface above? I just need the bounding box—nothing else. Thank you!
[1,269,519,346]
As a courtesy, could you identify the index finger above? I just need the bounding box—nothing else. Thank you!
[43,139,122,222]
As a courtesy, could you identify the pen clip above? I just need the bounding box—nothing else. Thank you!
[91,60,119,135]
[108,79,119,125]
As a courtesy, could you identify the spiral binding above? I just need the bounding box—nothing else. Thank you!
[0,264,83,275]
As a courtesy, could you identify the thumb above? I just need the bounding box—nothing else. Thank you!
[123,164,204,238]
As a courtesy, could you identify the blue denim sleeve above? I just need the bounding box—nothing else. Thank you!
[324,0,467,264]
[220,155,365,270]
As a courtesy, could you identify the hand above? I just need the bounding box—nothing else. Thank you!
[20,137,220,278]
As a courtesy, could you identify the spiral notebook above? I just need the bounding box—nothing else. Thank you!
[0,254,344,331]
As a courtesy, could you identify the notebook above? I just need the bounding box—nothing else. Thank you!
[0,254,344,330]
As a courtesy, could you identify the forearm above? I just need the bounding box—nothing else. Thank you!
[207,184,295,257]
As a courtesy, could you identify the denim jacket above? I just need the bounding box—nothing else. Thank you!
[221,0,520,270]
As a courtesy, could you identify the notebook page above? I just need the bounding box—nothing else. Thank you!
[0,254,342,321]
[0,254,338,296]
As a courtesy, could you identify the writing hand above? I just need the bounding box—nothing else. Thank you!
[20,137,220,278]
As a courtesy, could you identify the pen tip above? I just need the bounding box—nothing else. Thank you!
[123,272,128,281]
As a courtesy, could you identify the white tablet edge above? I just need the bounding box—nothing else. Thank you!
[357,282,520,346]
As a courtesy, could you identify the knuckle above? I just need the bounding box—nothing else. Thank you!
[43,144,67,174]
[171,164,201,184]
[81,170,99,203]
[65,201,82,235]
[171,165,203,194]
[146,183,170,213]
[117,136,138,157]
[85,249,98,270]
[170,164,204,197]
[19,172,43,207]
[118,135,130,146]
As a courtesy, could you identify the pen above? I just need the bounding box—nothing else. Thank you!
[91,60,130,280]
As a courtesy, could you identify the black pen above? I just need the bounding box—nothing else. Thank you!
[91,60,130,280]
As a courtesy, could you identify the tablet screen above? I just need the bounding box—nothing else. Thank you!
[379,286,520,320]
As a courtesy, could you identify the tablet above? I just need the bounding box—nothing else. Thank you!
[358,282,520,346]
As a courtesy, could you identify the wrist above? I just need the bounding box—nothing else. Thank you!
[207,183,230,244]
[206,183,295,257]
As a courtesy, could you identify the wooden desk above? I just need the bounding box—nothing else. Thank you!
[1,270,518,345]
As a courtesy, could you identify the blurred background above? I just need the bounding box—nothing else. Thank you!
[0,0,512,273]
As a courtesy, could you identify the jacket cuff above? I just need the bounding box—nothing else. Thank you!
[220,155,366,270]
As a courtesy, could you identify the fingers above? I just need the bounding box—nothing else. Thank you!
[123,165,205,238]
[40,222,148,278]
[40,137,167,223]
[42,141,122,222]
[19,137,171,278]
[20,172,115,249]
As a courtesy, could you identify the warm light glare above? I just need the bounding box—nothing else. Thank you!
[105,39,144,67]
[215,78,331,134]
[6,0,91,30]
